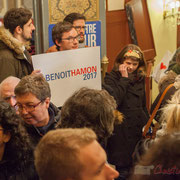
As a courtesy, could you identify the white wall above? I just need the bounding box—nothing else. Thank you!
[147,0,177,101]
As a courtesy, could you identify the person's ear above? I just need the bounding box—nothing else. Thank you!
[55,39,61,47]
[3,132,11,143]
[44,97,50,109]
[14,25,23,34]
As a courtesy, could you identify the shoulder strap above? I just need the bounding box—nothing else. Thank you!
[142,83,174,137]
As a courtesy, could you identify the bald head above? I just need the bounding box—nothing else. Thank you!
[0,76,20,107]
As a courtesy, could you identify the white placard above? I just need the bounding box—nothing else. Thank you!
[32,47,101,107]
[152,50,173,83]
[107,0,125,11]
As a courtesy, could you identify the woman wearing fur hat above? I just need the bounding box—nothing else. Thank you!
[170,51,180,74]
[103,44,149,179]
[150,71,180,122]
[167,47,180,74]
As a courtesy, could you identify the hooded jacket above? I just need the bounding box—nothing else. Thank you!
[0,26,33,83]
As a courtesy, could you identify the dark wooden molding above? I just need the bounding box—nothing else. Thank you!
[177,24,180,48]
[126,0,156,61]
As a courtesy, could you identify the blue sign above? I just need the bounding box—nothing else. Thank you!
[48,24,55,47]
[48,21,101,48]
[84,21,101,47]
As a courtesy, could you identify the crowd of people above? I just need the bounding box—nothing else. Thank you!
[0,7,180,180]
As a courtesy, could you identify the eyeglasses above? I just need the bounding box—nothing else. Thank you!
[74,26,86,31]
[62,34,80,42]
[15,101,43,112]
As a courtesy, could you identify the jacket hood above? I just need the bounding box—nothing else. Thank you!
[0,26,30,54]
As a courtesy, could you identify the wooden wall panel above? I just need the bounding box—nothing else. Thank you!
[178,24,180,48]
[127,0,156,61]
[106,10,131,71]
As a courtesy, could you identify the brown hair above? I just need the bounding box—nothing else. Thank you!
[56,87,119,147]
[4,8,32,34]
[52,21,73,50]
[63,12,86,24]
[113,44,147,76]
[15,74,51,101]
[130,133,180,180]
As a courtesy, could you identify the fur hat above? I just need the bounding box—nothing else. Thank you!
[158,71,177,92]
[176,52,180,65]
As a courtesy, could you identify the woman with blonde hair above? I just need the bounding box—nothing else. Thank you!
[161,88,180,133]
[133,88,180,167]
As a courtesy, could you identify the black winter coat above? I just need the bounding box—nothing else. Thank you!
[104,70,149,168]
[0,157,38,180]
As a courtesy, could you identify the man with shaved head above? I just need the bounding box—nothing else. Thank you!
[0,76,20,107]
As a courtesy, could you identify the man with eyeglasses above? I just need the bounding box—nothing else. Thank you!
[64,13,86,48]
[46,21,79,52]
[14,74,61,146]
[46,13,86,53]
[0,76,20,107]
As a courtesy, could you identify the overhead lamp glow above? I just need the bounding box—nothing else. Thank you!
[163,0,180,19]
